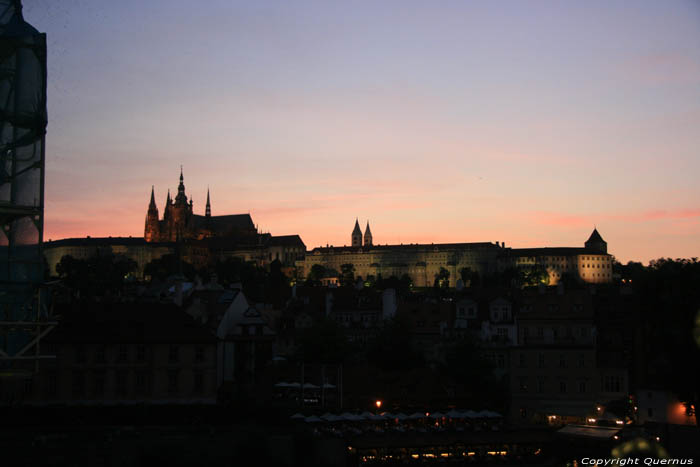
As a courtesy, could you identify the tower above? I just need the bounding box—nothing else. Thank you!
[206,187,211,217]
[144,186,160,241]
[351,219,362,247]
[364,221,373,247]
[585,228,607,254]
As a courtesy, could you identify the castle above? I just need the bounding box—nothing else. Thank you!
[144,168,257,243]
[301,221,612,287]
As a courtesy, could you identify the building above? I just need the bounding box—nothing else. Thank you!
[44,170,305,276]
[35,303,218,404]
[510,288,628,425]
[43,236,173,277]
[144,168,257,243]
[501,229,613,285]
[301,222,613,287]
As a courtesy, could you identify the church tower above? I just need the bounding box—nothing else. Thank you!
[364,221,373,247]
[351,219,362,247]
[206,188,211,217]
[585,228,607,254]
[144,186,160,242]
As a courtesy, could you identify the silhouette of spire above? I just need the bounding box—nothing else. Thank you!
[175,166,188,205]
[148,185,157,210]
[205,187,211,217]
[364,221,373,246]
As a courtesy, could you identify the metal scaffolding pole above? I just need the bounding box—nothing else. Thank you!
[0,0,55,404]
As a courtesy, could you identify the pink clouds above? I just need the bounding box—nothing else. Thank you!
[531,208,700,227]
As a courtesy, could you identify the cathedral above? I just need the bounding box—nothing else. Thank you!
[144,169,258,243]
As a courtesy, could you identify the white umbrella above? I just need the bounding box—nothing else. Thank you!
[321,414,341,422]
[446,410,463,418]
[274,382,291,387]
[430,411,445,419]
[368,414,385,421]
[464,410,479,418]
[486,411,502,418]
[476,410,490,418]
[304,415,322,423]
[360,411,374,418]
[290,413,305,419]
[382,412,396,419]
[408,412,426,419]
[288,382,301,389]
[395,412,408,420]
[303,383,320,389]
[322,383,336,389]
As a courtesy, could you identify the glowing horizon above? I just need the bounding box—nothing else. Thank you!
[26,1,700,265]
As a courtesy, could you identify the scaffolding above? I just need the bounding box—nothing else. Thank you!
[0,0,54,404]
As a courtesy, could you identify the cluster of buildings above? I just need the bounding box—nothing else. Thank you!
[32,170,698,430]
[20,278,697,432]
[44,169,612,289]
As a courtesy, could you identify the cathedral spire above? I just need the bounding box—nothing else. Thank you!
[148,185,157,210]
[205,187,211,217]
[364,221,373,246]
[175,166,188,205]
[351,218,362,247]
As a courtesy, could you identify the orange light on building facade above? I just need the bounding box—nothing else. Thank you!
[375,400,382,409]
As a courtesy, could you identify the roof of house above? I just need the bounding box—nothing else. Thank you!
[267,235,306,248]
[44,237,157,248]
[44,302,217,344]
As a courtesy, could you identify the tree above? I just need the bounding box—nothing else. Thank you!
[434,267,450,289]
[144,254,195,281]
[56,253,137,299]
[340,263,355,287]
[367,314,423,371]
[306,264,327,286]
[459,267,480,287]
[296,319,351,364]
[521,265,549,287]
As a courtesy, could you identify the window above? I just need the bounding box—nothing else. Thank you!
[75,345,86,364]
[45,371,58,398]
[537,327,544,338]
[72,371,85,397]
[538,354,545,368]
[559,381,567,393]
[93,371,105,397]
[135,371,149,395]
[559,354,566,368]
[136,345,146,362]
[115,371,128,397]
[648,408,653,417]
[519,378,528,392]
[578,354,585,368]
[117,345,128,362]
[497,354,505,369]
[168,370,179,394]
[519,353,526,367]
[579,381,586,393]
[537,378,545,393]
[96,346,106,363]
[169,345,179,363]
[193,371,204,394]
[195,346,204,363]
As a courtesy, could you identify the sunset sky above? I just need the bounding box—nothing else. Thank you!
[25,0,700,264]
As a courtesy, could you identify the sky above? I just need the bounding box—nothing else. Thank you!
[23,0,700,264]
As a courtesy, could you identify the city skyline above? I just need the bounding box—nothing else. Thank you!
[26,1,700,264]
